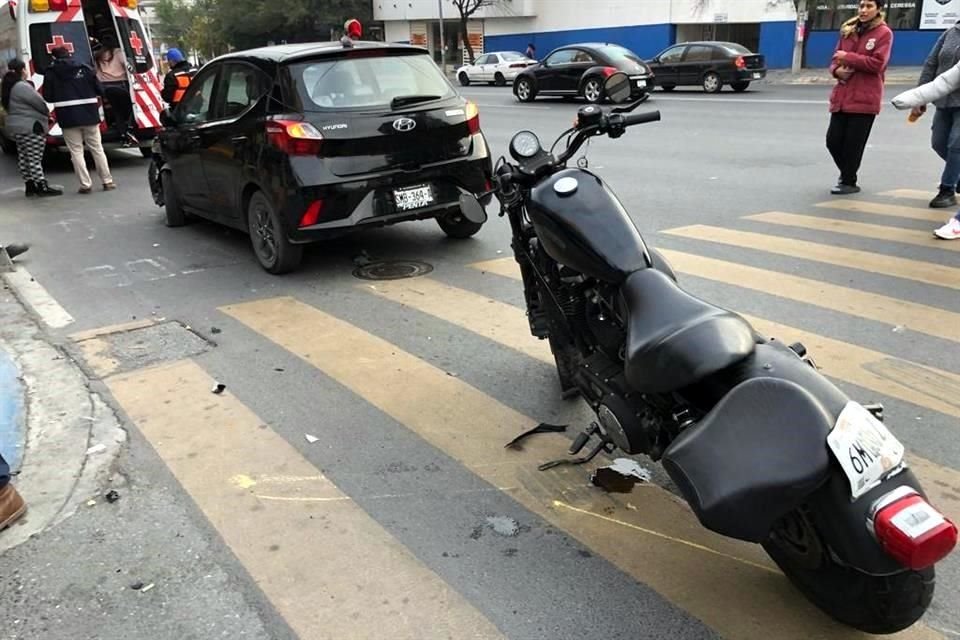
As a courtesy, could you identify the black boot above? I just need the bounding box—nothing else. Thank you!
[24,181,38,198]
[35,180,63,197]
[929,187,957,209]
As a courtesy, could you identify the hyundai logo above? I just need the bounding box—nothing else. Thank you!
[392,117,417,132]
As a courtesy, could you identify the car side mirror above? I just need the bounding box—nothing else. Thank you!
[458,193,488,224]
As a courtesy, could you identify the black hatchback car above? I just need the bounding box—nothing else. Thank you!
[513,43,655,104]
[647,41,766,93]
[150,41,492,274]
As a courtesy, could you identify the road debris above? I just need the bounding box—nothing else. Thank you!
[129,582,144,590]
[591,458,652,493]
[486,516,520,537]
[212,383,226,394]
[304,434,319,444]
[211,327,222,335]
[86,443,107,456]
[139,583,155,593]
[86,499,96,507]
[504,423,567,449]
[105,490,120,503]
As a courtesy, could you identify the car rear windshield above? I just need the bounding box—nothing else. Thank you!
[597,45,646,72]
[288,52,455,112]
[719,43,752,56]
[500,52,528,61]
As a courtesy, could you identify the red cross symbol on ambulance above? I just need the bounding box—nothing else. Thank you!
[129,32,144,56]
[45,34,74,54]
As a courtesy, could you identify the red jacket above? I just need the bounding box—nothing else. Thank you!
[829,20,893,115]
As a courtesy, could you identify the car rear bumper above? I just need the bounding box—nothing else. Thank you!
[732,68,766,82]
[630,74,656,94]
[283,137,493,242]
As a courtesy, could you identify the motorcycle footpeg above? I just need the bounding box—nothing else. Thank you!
[540,440,610,471]
[568,424,599,455]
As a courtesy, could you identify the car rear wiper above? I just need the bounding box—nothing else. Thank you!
[390,94,442,109]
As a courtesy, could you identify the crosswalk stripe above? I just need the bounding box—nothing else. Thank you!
[224,296,945,640]
[816,199,947,223]
[105,360,505,640]
[661,224,960,291]
[744,212,960,253]
[879,189,936,202]
[658,249,960,346]
[466,257,960,521]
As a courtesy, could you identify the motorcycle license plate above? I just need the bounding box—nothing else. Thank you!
[827,402,905,500]
[394,185,434,211]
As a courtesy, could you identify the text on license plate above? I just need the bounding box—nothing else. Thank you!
[753,72,762,79]
[636,80,647,88]
[827,401,905,500]
[394,185,434,211]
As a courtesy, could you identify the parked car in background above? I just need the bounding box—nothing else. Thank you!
[150,41,492,275]
[513,43,655,104]
[456,51,536,86]
[647,41,766,93]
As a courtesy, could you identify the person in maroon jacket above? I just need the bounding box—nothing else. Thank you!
[826,0,893,194]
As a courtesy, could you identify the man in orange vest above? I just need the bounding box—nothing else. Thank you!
[160,48,195,108]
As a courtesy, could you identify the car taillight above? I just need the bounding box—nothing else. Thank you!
[735,56,746,69]
[265,119,323,156]
[465,101,480,135]
[299,200,324,227]
[868,487,957,570]
[602,66,618,77]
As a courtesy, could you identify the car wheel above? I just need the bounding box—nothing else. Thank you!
[494,72,506,86]
[582,78,603,103]
[660,84,676,92]
[458,72,470,86]
[731,81,750,92]
[515,78,536,102]
[437,211,483,239]
[247,191,303,274]
[163,173,188,227]
[702,72,722,93]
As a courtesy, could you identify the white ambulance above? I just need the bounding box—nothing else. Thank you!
[0,0,164,157]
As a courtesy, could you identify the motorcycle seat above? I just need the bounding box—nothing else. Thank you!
[621,268,755,394]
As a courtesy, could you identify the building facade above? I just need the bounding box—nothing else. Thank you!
[373,0,955,69]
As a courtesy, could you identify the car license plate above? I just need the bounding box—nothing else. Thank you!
[636,80,647,88]
[394,185,434,211]
[827,402,905,500]
[753,72,762,79]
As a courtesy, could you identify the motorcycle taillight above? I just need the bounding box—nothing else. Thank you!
[868,487,957,570]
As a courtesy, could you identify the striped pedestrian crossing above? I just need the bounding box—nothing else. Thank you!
[72,187,960,639]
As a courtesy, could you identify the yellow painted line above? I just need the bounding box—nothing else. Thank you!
[223,297,942,640]
[106,360,504,640]
[68,318,158,342]
[744,212,960,253]
[662,224,960,291]
[878,189,935,201]
[816,199,947,223]
[361,278,553,365]
[658,249,960,346]
[466,257,960,522]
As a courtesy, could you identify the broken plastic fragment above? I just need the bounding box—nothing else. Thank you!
[129,581,144,590]
[139,583,155,593]
[86,443,107,456]
[304,434,319,444]
[504,423,567,449]
[591,458,652,493]
[212,383,226,394]
[86,499,97,507]
[211,327,222,335]
[105,490,120,503]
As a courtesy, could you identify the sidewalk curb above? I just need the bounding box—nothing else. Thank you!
[0,273,127,554]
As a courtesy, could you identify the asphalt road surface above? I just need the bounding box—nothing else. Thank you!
[0,83,958,640]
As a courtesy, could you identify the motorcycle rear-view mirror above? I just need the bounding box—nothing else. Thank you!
[604,72,632,104]
[458,193,488,224]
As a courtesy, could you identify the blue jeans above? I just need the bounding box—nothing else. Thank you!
[0,452,8,489]
[931,107,960,191]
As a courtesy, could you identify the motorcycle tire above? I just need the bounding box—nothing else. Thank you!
[763,507,934,634]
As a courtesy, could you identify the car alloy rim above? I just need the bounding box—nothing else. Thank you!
[518,81,530,99]
[254,207,277,264]
[585,81,600,102]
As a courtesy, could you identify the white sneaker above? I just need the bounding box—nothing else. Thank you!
[934,217,960,240]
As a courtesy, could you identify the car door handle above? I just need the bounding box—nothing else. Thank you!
[231,135,248,143]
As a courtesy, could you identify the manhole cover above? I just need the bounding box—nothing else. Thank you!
[353,260,433,281]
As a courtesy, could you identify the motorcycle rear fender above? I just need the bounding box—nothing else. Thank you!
[662,377,834,543]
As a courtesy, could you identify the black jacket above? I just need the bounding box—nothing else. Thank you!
[42,58,103,129]
[918,22,960,109]
[161,60,195,105]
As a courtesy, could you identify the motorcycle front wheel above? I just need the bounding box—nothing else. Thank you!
[763,507,935,634]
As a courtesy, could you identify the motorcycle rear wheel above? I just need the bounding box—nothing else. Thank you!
[763,507,934,634]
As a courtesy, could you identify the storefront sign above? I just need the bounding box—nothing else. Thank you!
[920,0,960,29]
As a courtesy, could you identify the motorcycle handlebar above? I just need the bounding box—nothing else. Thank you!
[620,110,661,127]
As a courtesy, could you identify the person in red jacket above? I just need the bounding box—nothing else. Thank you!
[826,0,893,195]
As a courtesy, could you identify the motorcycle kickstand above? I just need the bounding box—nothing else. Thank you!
[539,424,612,471]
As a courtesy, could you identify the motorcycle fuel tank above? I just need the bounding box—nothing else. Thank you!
[527,168,651,283]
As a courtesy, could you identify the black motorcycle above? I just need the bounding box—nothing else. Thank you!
[457,72,957,635]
